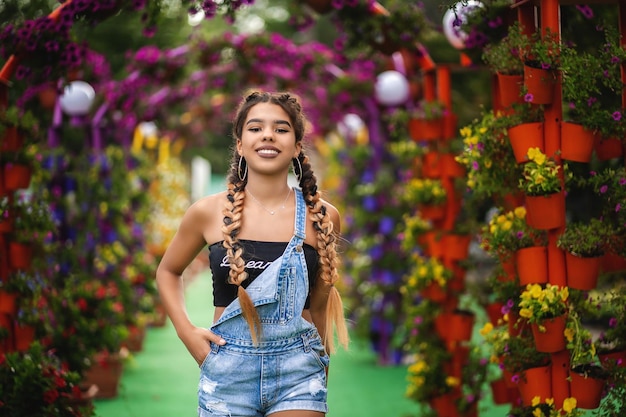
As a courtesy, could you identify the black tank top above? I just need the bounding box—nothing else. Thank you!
[208,239,319,308]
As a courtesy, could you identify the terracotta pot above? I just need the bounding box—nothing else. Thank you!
[518,364,552,405]
[440,153,465,178]
[507,122,545,164]
[598,349,626,368]
[9,241,32,270]
[3,163,32,191]
[531,315,567,353]
[523,65,556,104]
[485,302,504,325]
[565,252,601,291]
[122,325,146,352]
[524,192,566,230]
[491,377,511,405]
[419,204,446,222]
[13,324,35,351]
[594,136,623,161]
[0,290,17,314]
[409,118,444,141]
[442,234,471,261]
[82,353,124,399]
[0,127,24,152]
[429,391,461,417]
[421,282,448,303]
[569,365,607,409]
[446,309,475,342]
[560,122,596,163]
[422,152,441,178]
[442,112,459,140]
[515,246,548,286]
[496,72,524,108]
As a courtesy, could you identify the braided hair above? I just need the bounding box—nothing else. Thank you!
[224,91,348,352]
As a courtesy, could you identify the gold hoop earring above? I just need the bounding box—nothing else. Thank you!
[238,156,248,182]
[292,157,302,183]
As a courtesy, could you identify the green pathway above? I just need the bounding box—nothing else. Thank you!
[93,271,510,417]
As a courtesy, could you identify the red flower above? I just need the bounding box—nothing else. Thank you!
[77,298,88,311]
[43,388,59,404]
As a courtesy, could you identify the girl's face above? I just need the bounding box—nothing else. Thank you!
[237,102,301,176]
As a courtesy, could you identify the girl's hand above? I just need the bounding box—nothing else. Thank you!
[179,326,226,366]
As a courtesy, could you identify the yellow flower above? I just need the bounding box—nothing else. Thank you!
[564,327,574,342]
[519,308,533,319]
[532,409,543,417]
[445,376,460,387]
[532,396,541,406]
[460,126,471,137]
[480,322,494,336]
[562,397,577,413]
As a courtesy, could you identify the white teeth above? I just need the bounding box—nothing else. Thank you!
[257,149,278,155]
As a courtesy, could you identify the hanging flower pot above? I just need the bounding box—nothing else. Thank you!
[0,290,17,314]
[420,282,447,303]
[594,136,623,161]
[9,241,32,270]
[429,391,461,417]
[442,234,471,261]
[13,323,35,351]
[531,315,567,353]
[440,153,465,178]
[421,152,441,178]
[485,302,504,325]
[507,122,545,163]
[525,192,566,230]
[523,65,556,104]
[490,377,511,405]
[496,72,524,108]
[442,112,459,140]
[565,252,601,291]
[0,127,24,152]
[515,246,548,286]
[3,163,32,191]
[598,349,626,368]
[560,122,596,163]
[445,345,470,378]
[0,214,13,233]
[419,204,446,222]
[409,117,444,141]
[569,364,608,409]
[518,364,552,406]
[446,309,475,342]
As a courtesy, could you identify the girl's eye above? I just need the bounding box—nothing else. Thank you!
[276,128,288,133]
[248,127,261,132]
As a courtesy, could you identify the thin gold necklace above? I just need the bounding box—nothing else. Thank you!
[246,187,292,215]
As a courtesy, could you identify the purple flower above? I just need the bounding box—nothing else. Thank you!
[576,5,594,18]
[616,203,621,213]
[511,374,520,384]
[524,93,534,102]
[613,111,622,121]
[600,185,608,193]
[609,317,618,327]
[619,178,626,185]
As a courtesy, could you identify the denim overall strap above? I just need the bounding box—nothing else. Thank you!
[211,188,308,328]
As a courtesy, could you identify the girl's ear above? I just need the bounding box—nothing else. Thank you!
[236,139,243,155]
[293,141,302,158]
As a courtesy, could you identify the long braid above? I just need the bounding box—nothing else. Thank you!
[298,152,349,353]
[222,156,262,345]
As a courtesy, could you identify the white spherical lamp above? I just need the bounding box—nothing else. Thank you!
[337,113,365,138]
[374,70,410,107]
[442,0,483,50]
[59,81,96,116]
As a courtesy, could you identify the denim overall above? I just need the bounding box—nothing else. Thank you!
[198,188,329,417]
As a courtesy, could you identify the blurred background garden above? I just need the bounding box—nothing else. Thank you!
[1,1,626,417]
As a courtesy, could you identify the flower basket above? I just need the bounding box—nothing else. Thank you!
[8,241,32,270]
[523,65,556,104]
[594,136,623,161]
[515,246,548,286]
[421,282,448,303]
[569,364,608,409]
[561,122,596,163]
[507,122,544,164]
[0,290,17,314]
[496,72,524,108]
[442,234,471,261]
[517,363,552,405]
[3,163,32,191]
[525,192,566,230]
[565,252,601,291]
[409,117,444,141]
[438,309,475,342]
[531,315,567,353]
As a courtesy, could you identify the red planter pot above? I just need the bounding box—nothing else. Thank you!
[518,364,552,405]
[523,65,556,104]
[13,324,35,351]
[0,127,25,152]
[421,282,448,303]
[3,163,32,191]
[409,117,444,141]
[496,72,524,108]
[594,136,623,161]
[0,290,17,315]
[531,315,567,353]
[442,234,471,261]
[560,122,596,163]
[515,246,548,286]
[525,192,566,230]
[565,252,601,291]
[9,241,32,270]
[569,366,607,409]
[507,122,544,163]
[83,353,124,399]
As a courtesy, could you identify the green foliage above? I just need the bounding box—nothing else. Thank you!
[556,218,611,257]
[481,21,525,75]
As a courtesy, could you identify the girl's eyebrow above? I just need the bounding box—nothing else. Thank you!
[245,118,292,128]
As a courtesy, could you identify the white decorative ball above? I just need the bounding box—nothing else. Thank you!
[59,81,96,116]
[374,70,410,107]
[442,0,484,50]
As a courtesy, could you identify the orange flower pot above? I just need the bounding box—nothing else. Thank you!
[561,122,596,163]
[9,241,32,270]
[507,122,545,163]
[421,282,447,303]
[3,163,32,191]
[409,117,444,141]
[515,246,549,286]
[523,65,556,104]
[442,234,471,261]
[525,192,566,230]
[594,136,623,161]
[569,366,607,409]
[531,315,567,353]
[496,72,524,108]
[0,290,17,314]
[518,364,552,405]
[13,324,35,351]
[565,252,601,291]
